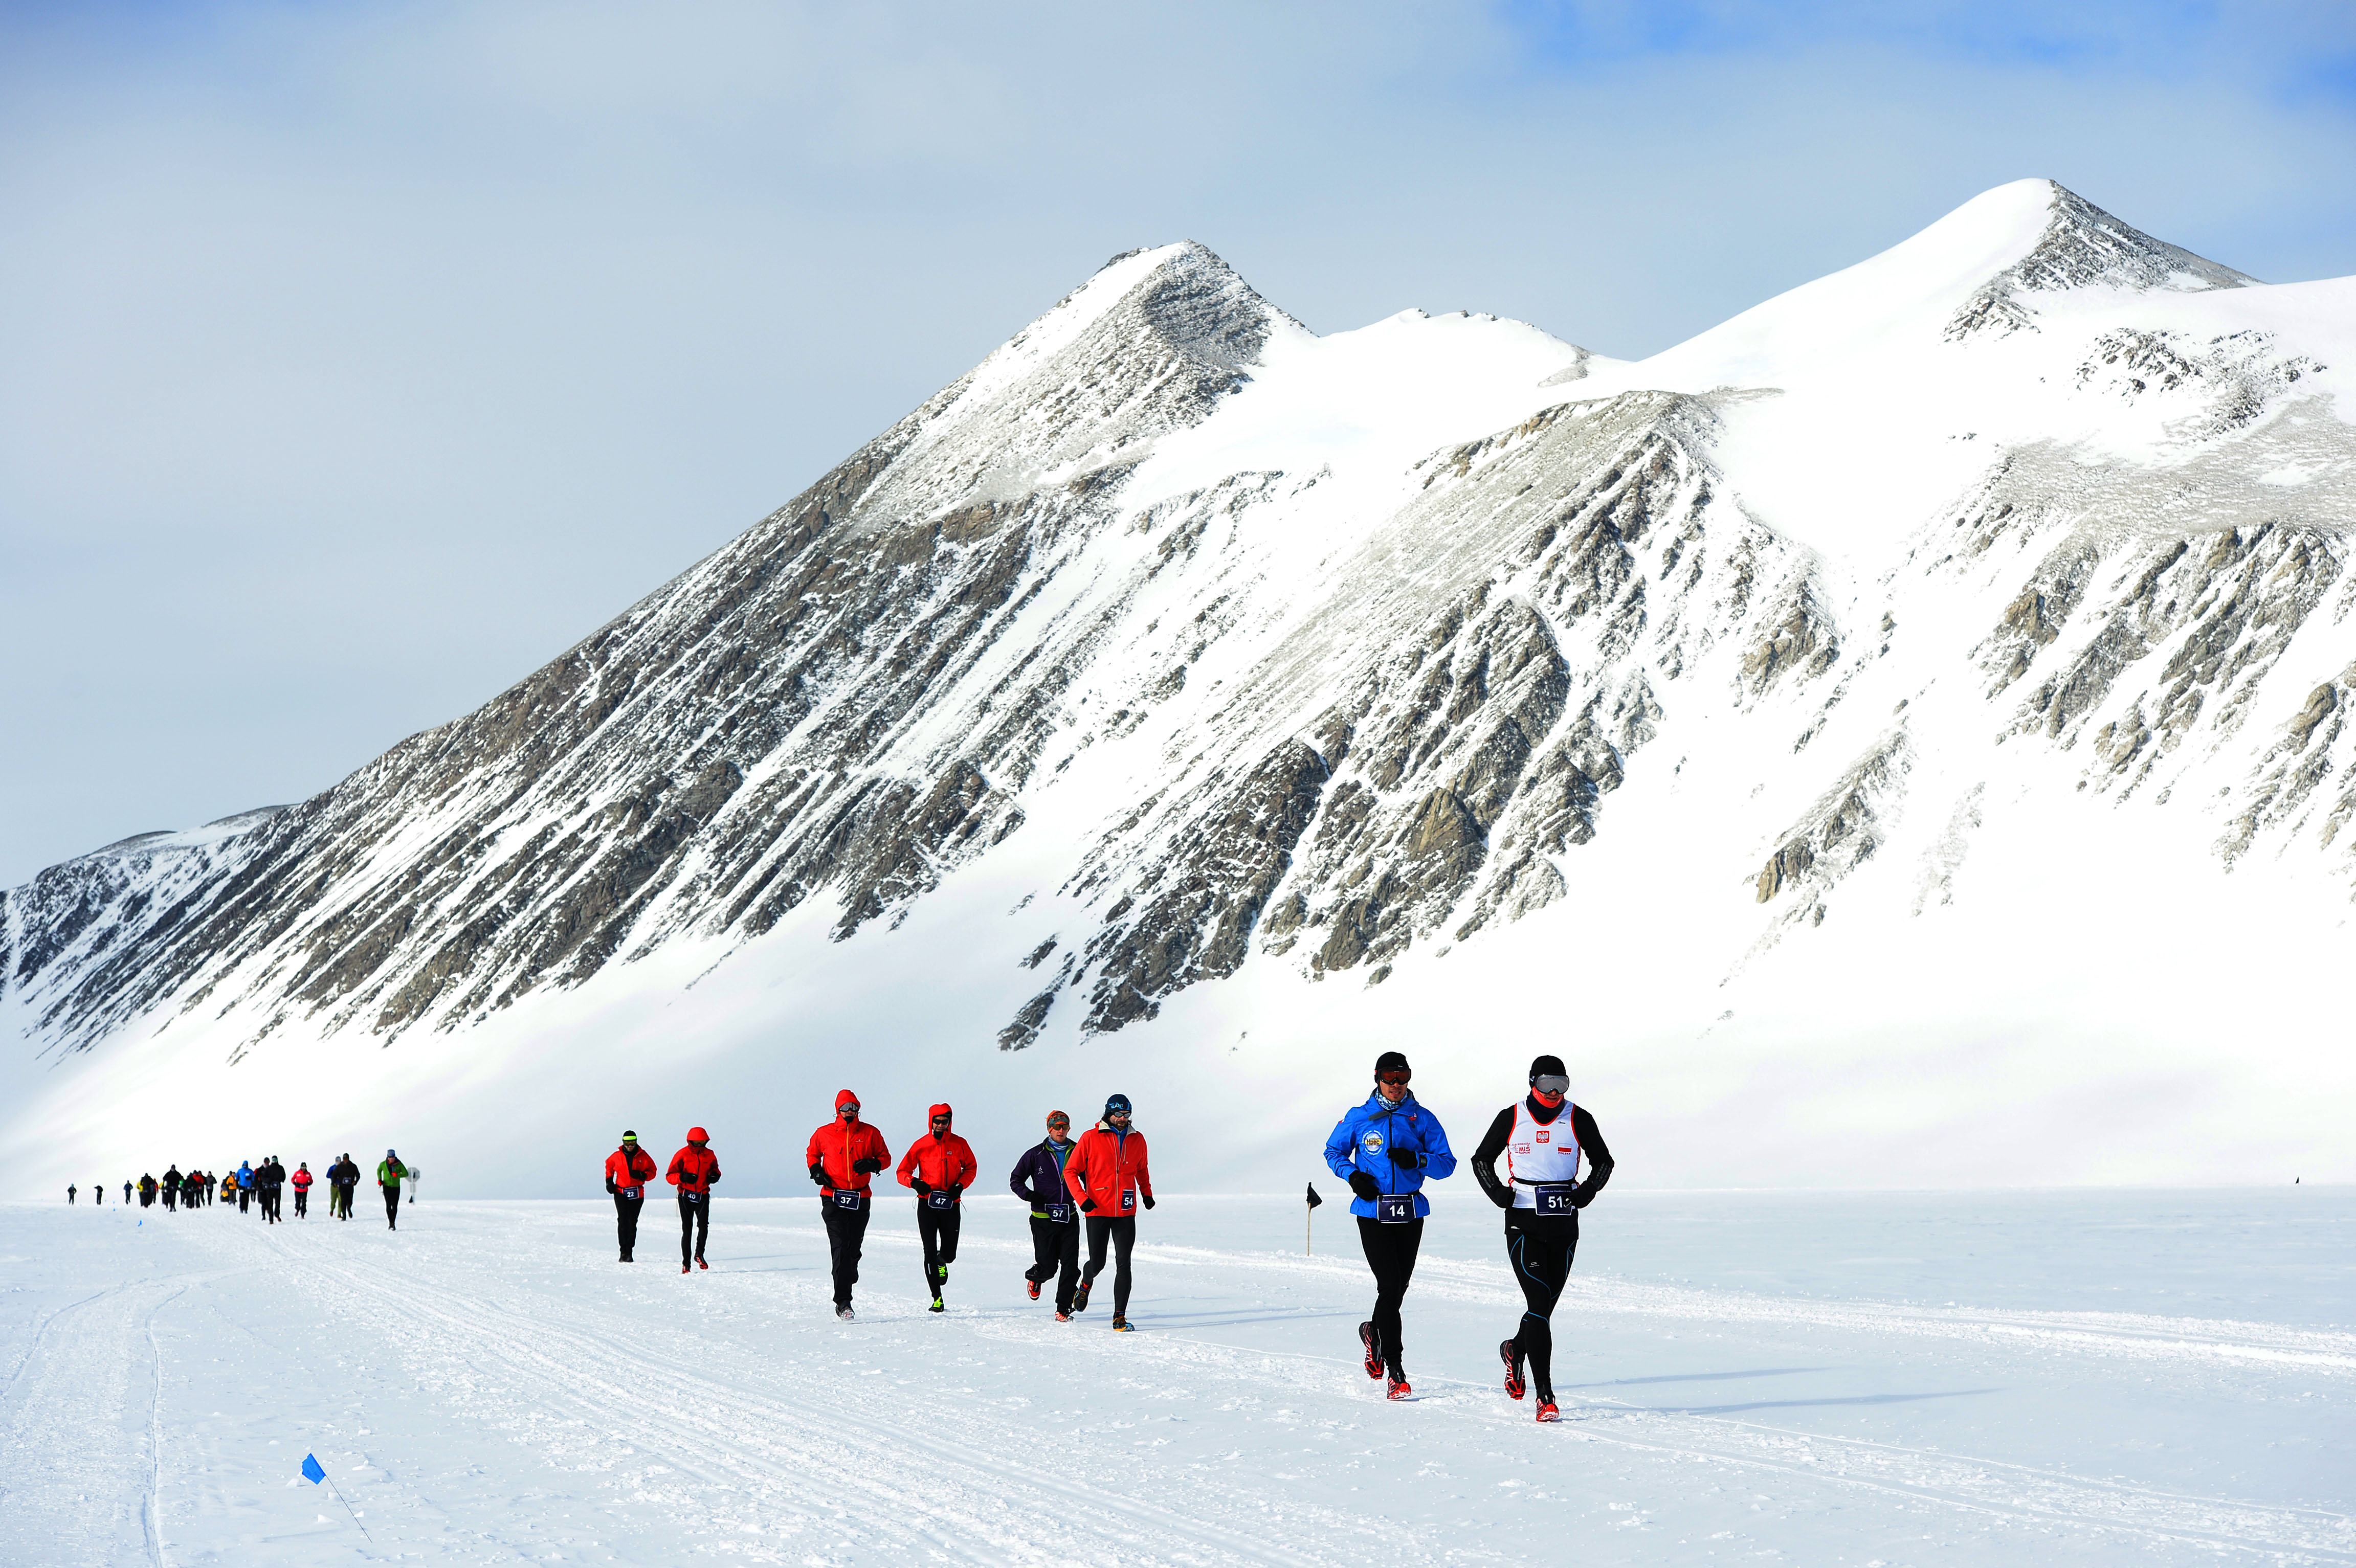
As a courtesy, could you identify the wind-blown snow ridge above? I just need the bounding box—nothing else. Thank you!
[4,182,2352,1189]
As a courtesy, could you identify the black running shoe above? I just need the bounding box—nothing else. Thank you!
[1501,1338,1526,1401]
[1073,1276,1093,1313]
[1359,1321,1383,1380]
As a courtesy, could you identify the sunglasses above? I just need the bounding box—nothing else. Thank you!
[1375,1070,1412,1086]
[1047,1119,1070,1129]
[1531,1075,1569,1095]
[838,1104,860,1115]
[930,1115,951,1124]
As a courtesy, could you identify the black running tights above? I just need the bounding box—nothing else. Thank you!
[1506,1214,1580,1398]
[1028,1216,1081,1312]
[1355,1216,1425,1372]
[678,1193,709,1262]
[1084,1216,1137,1317]
[822,1199,872,1306]
[917,1202,961,1294]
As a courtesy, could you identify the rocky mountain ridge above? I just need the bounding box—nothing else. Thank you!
[6,180,2351,1183]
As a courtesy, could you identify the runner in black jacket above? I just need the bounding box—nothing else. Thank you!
[1470,1054,1613,1422]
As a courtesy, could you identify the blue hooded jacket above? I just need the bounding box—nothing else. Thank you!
[236,1162,254,1189]
[1324,1091,1456,1219]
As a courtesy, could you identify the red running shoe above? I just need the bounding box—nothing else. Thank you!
[1535,1399,1561,1423]
[1028,1278,1041,1301]
[698,1258,708,1270]
[681,1262,691,1273]
[1386,1371,1413,1401]
[1501,1339,1525,1401]
[1359,1321,1383,1379]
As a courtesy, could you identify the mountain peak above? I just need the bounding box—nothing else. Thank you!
[1946,178,2253,338]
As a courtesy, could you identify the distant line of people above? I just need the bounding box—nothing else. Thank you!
[76,1150,418,1229]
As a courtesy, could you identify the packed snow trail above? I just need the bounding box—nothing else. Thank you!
[1,1191,2348,1565]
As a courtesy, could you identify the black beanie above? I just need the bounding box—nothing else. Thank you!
[1374,1050,1411,1077]
[1528,1054,1567,1081]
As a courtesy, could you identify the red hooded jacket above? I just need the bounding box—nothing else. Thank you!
[896,1104,979,1200]
[668,1140,721,1193]
[1066,1123,1152,1216]
[806,1089,892,1194]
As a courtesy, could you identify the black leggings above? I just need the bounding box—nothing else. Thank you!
[613,1193,643,1257]
[1028,1216,1081,1312]
[1356,1216,1425,1373]
[1506,1213,1580,1398]
[1083,1216,1137,1316]
[917,1202,961,1295]
[822,1198,872,1306]
[294,1188,308,1217]
[678,1193,709,1262]
[383,1187,401,1227]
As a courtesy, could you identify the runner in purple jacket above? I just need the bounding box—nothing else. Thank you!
[1009,1111,1082,1318]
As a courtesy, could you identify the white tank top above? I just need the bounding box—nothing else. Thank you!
[1505,1100,1582,1207]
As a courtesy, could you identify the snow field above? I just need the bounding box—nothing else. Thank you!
[2,1189,2348,1565]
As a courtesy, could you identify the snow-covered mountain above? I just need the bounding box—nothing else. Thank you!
[8,180,2353,1192]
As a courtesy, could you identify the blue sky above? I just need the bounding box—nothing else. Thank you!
[3,0,2351,885]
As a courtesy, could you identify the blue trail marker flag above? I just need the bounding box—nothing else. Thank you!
[302,1452,372,1540]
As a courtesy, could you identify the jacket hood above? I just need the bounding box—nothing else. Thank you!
[835,1088,861,1113]
[928,1102,953,1123]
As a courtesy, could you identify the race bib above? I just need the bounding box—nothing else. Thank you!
[926,1190,955,1210]
[619,1186,641,1201]
[1375,1193,1415,1225]
[683,1191,705,1204]
[831,1189,864,1212]
[1531,1183,1576,1216]
[1119,1189,1136,1213]
[1044,1203,1073,1224]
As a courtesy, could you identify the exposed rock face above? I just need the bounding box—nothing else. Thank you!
[6,185,2354,1071]
[1947,184,2252,340]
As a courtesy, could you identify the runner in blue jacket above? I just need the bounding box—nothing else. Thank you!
[1323,1050,1455,1399]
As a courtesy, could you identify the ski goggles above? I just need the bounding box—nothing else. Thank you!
[1531,1074,1570,1095]
[930,1114,952,1126]
[1375,1069,1412,1086]
[838,1102,860,1115]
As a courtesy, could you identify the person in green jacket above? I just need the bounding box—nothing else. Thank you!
[377,1149,411,1230]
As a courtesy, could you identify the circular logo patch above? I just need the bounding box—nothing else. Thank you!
[1361,1130,1385,1153]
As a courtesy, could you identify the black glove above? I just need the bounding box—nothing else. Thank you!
[912,1178,932,1196]
[945,1183,963,1200]
[606,1178,618,1195]
[1348,1172,1382,1202]
[851,1157,883,1175]
[1489,1183,1514,1209]
[1142,1193,1155,1210]
[1573,1189,1593,1209]
[1080,1197,1098,1214]
[1388,1148,1424,1170]
[809,1162,826,1186]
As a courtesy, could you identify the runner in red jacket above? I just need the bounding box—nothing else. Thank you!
[605,1131,658,1262]
[668,1128,721,1272]
[806,1090,891,1318]
[1065,1093,1154,1330]
[290,1161,314,1219]
[896,1104,978,1312]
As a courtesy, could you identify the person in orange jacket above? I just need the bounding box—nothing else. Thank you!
[605,1130,658,1262]
[668,1128,721,1272]
[896,1104,977,1312]
[806,1090,891,1319]
[1065,1093,1153,1331]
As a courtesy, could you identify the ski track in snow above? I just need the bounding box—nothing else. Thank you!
[3,1195,2349,1566]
